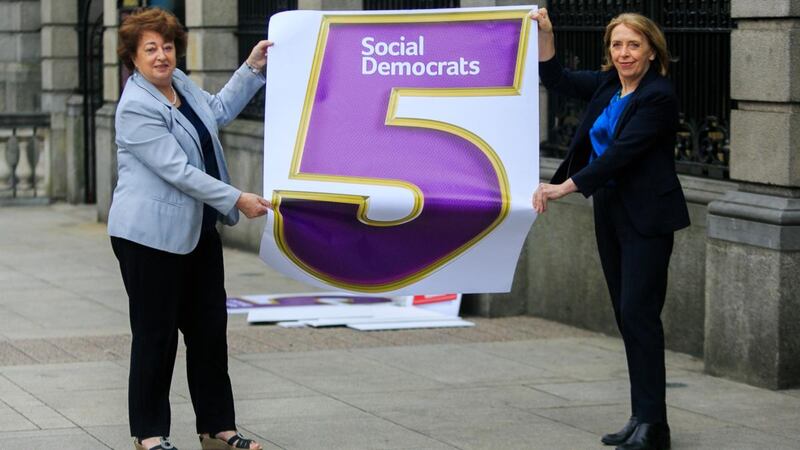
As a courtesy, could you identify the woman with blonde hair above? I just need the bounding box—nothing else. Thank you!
[531,9,689,450]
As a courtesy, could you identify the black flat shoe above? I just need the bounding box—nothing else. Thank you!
[616,422,671,450]
[602,416,639,445]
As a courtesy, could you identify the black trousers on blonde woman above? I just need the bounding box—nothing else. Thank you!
[111,228,236,438]
[593,186,673,424]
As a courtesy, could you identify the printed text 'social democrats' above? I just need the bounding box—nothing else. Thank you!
[361,36,481,76]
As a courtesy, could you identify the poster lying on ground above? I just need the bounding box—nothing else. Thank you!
[259,6,539,295]
[231,292,469,331]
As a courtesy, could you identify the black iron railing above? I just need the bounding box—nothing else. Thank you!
[0,114,50,202]
[78,0,105,204]
[237,0,298,120]
[364,0,459,9]
[543,0,732,179]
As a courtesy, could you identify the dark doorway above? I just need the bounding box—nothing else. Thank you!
[78,0,105,203]
[237,0,298,120]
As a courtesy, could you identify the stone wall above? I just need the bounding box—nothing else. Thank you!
[701,0,800,389]
[41,0,79,200]
[464,158,737,358]
[0,0,41,113]
[217,119,268,252]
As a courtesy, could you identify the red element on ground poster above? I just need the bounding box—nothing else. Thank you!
[412,294,458,305]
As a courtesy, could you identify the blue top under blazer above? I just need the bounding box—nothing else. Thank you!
[108,63,266,254]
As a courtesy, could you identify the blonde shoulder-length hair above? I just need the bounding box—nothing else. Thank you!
[601,13,671,76]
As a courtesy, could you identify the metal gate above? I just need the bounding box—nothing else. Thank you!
[363,0,459,9]
[78,0,105,203]
[543,0,732,179]
[238,0,298,120]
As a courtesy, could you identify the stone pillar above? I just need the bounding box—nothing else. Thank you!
[704,0,800,389]
[0,0,41,113]
[94,102,116,222]
[95,0,119,221]
[297,0,360,9]
[41,0,78,200]
[65,94,85,204]
[102,0,120,104]
[185,0,237,93]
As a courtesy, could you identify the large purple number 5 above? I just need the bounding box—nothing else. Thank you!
[272,13,529,291]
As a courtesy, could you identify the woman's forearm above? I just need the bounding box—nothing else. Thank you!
[539,31,555,62]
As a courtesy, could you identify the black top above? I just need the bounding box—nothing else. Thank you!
[176,90,220,231]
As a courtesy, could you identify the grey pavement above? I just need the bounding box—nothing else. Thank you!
[0,204,798,450]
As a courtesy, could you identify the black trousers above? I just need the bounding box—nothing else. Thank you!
[593,186,673,424]
[111,229,235,438]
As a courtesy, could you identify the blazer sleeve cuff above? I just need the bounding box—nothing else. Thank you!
[238,62,266,83]
[570,172,595,199]
[539,56,562,85]
[220,186,242,216]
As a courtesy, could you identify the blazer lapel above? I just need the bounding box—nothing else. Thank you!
[131,71,171,107]
[132,71,203,155]
[173,72,230,178]
[570,75,619,148]
[612,91,639,139]
[173,75,217,138]
[613,65,659,138]
[171,108,203,159]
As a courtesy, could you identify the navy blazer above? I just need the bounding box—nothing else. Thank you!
[541,57,690,236]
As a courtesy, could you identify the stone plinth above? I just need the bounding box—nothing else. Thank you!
[705,191,800,389]
[94,103,116,222]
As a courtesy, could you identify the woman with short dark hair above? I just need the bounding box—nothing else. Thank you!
[110,7,272,450]
[530,9,690,450]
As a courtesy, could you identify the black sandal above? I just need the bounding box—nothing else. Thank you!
[199,431,262,450]
[133,436,177,450]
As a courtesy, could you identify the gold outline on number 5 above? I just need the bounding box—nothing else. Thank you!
[272,9,532,292]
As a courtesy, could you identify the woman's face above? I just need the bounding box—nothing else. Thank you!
[609,24,655,85]
[133,30,176,88]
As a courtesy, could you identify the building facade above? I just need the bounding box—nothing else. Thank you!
[0,0,797,389]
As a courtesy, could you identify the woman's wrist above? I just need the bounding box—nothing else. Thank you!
[539,33,556,61]
[244,60,264,74]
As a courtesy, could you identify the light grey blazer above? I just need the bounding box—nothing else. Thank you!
[108,63,265,254]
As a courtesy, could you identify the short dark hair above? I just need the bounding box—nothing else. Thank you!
[117,8,187,71]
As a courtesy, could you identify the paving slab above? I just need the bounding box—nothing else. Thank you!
[667,373,800,436]
[170,357,319,401]
[85,424,197,450]
[530,403,733,437]
[391,407,600,450]
[337,385,569,417]
[1,204,800,449]
[352,344,562,386]
[0,428,109,449]
[240,350,447,395]
[0,361,129,393]
[246,415,458,450]
[233,395,375,423]
[676,425,800,449]
[0,402,37,432]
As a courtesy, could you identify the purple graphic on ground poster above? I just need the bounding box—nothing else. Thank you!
[227,295,392,310]
[276,17,523,289]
